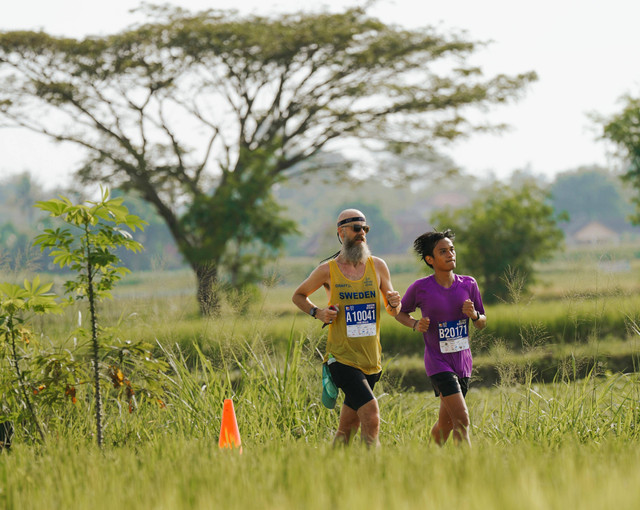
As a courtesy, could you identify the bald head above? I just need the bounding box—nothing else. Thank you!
[337,209,366,227]
[336,208,370,263]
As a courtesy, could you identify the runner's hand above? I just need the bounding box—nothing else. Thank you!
[462,298,476,319]
[386,290,401,308]
[415,317,430,333]
[320,305,339,326]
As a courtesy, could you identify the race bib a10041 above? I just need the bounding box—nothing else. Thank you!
[345,302,377,337]
[437,319,470,353]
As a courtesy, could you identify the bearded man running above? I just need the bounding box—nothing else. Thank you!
[292,208,402,447]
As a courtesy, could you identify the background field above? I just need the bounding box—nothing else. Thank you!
[1,243,640,509]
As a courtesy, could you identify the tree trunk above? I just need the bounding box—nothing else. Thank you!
[195,262,219,316]
[86,242,103,448]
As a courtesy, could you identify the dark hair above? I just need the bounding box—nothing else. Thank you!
[413,229,455,268]
[319,250,340,264]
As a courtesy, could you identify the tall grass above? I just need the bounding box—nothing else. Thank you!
[8,306,640,446]
[3,438,640,510]
[2,366,640,509]
[3,247,640,508]
[2,333,640,508]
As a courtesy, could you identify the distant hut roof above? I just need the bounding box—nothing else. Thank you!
[572,221,619,244]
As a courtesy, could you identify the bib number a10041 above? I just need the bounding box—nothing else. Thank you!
[345,303,377,337]
[437,319,470,353]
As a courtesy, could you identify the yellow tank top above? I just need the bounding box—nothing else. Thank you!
[325,257,381,375]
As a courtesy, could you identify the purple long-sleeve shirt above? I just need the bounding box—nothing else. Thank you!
[400,274,485,378]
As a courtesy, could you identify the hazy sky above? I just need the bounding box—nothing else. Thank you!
[1,0,639,188]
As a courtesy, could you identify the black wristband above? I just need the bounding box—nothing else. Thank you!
[412,319,419,331]
[310,307,318,318]
[472,311,480,322]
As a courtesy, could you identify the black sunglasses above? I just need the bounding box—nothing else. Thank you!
[346,224,370,233]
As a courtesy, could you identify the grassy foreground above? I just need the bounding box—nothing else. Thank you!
[2,246,640,509]
[3,437,640,510]
[2,350,640,509]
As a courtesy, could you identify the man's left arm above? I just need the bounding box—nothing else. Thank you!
[374,257,401,316]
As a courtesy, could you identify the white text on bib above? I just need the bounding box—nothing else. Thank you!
[345,303,377,337]
[438,319,470,353]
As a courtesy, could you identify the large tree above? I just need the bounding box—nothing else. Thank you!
[600,95,640,225]
[0,6,536,314]
[431,179,566,303]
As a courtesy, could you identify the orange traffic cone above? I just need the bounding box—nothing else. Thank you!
[218,398,242,453]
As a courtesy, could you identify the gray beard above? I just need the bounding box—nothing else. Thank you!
[341,236,371,264]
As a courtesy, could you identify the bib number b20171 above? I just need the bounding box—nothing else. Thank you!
[438,319,470,353]
[345,303,377,337]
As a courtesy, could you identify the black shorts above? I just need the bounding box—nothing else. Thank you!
[327,361,381,411]
[430,371,470,398]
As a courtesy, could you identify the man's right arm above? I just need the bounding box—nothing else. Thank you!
[291,263,337,325]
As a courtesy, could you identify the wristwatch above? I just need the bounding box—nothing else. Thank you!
[472,311,480,321]
[309,307,318,318]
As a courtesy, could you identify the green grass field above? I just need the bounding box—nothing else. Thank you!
[2,245,640,509]
[2,360,640,509]
[4,437,640,509]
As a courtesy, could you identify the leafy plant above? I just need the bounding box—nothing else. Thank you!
[0,276,62,444]
[33,188,147,447]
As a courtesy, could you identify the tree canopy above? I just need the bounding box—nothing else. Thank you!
[431,180,566,303]
[601,95,640,225]
[0,5,536,313]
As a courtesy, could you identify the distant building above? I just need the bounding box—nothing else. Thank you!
[571,221,620,245]
[430,192,468,209]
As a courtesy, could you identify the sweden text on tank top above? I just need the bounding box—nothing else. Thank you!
[326,257,382,375]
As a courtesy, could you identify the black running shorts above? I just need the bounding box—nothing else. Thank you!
[327,361,381,411]
[430,371,470,398]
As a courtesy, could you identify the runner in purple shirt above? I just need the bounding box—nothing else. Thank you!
[396,229,486,447]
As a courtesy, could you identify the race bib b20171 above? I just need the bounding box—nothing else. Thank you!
[345,303,377,337]
[437,319,470,353]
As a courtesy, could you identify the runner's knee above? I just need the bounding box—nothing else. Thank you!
[453,408,470,429]
[357,399,379,426]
